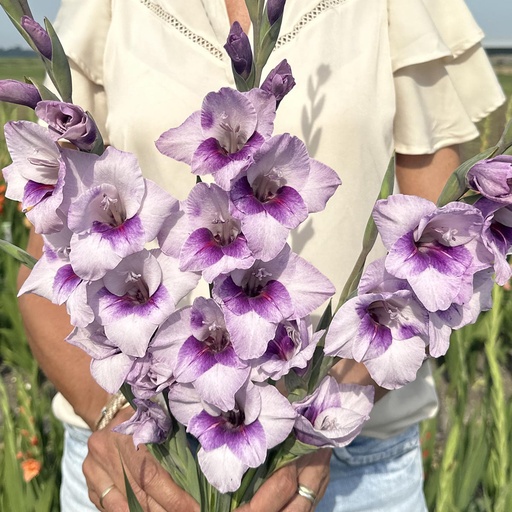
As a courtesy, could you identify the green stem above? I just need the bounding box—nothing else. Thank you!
[250,0,265,87]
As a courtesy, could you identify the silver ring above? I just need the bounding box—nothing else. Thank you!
[297,483,317,504]
[99,484,115,509]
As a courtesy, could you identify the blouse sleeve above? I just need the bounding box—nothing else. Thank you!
[52,0,111,141]
[389,0,506,155]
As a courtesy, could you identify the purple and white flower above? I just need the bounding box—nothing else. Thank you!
[230,134,340,260]
[114,399,172,448]
[156,87,276,189]
[251,317,322,382]
[153,298,250,411]
[2,121,66,233]
[373,194,492,312]
[213,244,335,359]
[67,322,136,393]
[476,198,512,286]
[428,268,494,357]
[169,381,296,493]
[325,259,429,389]
[89,249,199,358]
[293,376,374,448]
[18,228,95,328]
[172,182,254,282]
[63,147,178,280]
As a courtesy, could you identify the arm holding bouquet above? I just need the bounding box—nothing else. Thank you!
[1,0,507,511]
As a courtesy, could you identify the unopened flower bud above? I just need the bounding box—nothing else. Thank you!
[261,59,295,106]
[35,101,98,150]
[21,16,52,59]
[0,79,41,109]
[267,0,286,25]
[224,21,253,79]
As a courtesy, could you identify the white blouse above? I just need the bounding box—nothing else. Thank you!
[50,0,504,437]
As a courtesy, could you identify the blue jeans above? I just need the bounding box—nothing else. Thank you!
[317,425,428,512]
[60,423,427,511]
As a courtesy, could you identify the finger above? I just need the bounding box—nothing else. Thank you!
[282,450,331,512]
[85,424,169,512]
[235,463,298,512]
[83,442,128,512]
[121,449,194,512]
[89,484,127,512]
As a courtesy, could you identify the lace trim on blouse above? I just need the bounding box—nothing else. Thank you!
[139,0,225,60]
[139,0,347,59]
[275,0,348,50]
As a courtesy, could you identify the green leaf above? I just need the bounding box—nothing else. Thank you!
[268,435,318,475]
[0,0,32,17]
[121,460,144,512]
[44,18,73,103]
[25,76,60,101]
[0,239,37,268]
[87,111,105,155]
[232,63,256,92]
[496,117,512,154]
[316,300,332,332]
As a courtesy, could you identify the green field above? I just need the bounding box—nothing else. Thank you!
[0,57,512,511]
[0,57,45,82]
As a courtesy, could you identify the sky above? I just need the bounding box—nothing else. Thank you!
[0,0,511,49]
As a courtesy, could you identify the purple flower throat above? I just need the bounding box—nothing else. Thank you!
[101,192,124,226]
[125,271,150,304]
[219,120,246,155]
[244,267,273,296]
[203,327,231,354]
[222,405,246,431]
[252,170,284,202]
[212,215,241,246]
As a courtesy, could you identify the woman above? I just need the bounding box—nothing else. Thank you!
[17,0,504,510]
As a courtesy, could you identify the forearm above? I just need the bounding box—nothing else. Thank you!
[17,229,108,429]
[395,145,460,201]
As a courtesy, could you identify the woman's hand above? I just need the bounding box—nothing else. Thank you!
[83,407,200,512]
[235,449,331,512]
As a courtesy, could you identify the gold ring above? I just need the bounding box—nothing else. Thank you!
[297,483,317,504]
[99,484,115,509]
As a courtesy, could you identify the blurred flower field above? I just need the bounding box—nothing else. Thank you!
[0,57,511,512]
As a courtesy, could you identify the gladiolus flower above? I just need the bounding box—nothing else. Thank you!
[21,458,41,482]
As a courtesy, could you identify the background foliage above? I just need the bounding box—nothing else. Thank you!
[0,57,511,512]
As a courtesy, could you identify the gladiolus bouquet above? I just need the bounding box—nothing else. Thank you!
[1,0,512,510]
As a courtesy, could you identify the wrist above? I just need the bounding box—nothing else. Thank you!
[329,359,388,402]
[95,391,129,431]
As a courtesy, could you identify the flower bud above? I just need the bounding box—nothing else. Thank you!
[267,0,286,25]
[35,101,98,150]
[21,16,52,59]
[224,21,253,79]
[0,79,41,109]
[261,59,295,106]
